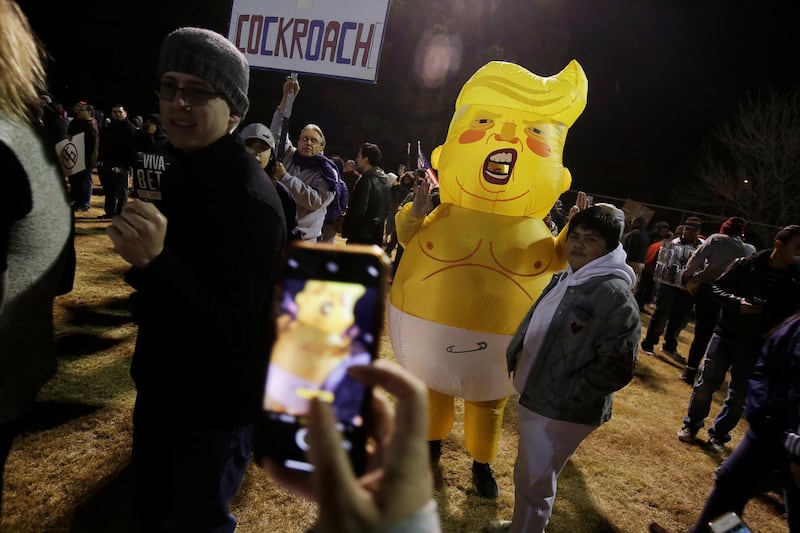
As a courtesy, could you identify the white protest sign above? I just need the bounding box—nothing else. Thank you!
[55,133,86,177]
[228,0,391,83]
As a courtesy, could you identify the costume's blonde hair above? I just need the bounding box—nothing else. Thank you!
[0,0,46,124]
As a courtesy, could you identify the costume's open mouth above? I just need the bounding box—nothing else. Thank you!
[482,149,517,185]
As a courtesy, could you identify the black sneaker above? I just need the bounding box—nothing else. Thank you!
[640,343,655,355]
[472,461,499,499]
[706,438,725,454]
[663,348,686,363]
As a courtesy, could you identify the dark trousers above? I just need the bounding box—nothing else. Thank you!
[642,284,694,351]
[131,399,253,533]
[684,334,756,442]
[100,167,129,216]
[690,429,800,532]
[0,419,23,519]
[687,283,720,371]
[634,271,656,310]
[68,168,93,210]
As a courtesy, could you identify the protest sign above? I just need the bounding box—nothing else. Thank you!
[55,133,85,177]
[229,0,391,82]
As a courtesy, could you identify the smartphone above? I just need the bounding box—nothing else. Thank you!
[253,242,390,475]
[709,512,752,533]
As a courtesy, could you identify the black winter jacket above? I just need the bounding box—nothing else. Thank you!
[100,119,136,167]
[342,166,391,245]
[125,134,287,427]
[712,250,800,348]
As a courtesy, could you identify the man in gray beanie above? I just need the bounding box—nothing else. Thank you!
[106,27,286,532]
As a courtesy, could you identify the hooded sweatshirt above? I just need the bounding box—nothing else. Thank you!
[513,244,635,392]
[507,243,641,425]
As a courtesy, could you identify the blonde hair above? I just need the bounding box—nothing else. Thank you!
[0,0,46,124]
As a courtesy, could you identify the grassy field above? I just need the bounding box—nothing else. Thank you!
[0,195,788,532]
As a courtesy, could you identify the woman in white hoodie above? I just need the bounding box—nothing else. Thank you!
[505,206,642,533]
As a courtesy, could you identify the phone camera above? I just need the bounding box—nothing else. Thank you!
[367,265,379,278]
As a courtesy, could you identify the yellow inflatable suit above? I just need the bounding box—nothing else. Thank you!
[388,60,588,469]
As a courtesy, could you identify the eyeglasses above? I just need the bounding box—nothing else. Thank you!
[299,135,322,146]
[157,81,222,107]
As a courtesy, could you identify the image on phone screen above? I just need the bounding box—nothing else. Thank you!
[264,278,378,421]
[255,245,387,474]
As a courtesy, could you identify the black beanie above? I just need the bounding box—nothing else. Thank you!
[157,27,249,118]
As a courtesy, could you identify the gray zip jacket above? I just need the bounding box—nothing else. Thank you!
[507,272,640,426]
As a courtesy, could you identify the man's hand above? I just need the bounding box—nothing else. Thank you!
[740,299,764,315]
[568,190,590,221]
[410,179,434,219]
[684,278,701,296]
[106,199,167,269]
[274,161,287,180]
[263,361,433,533]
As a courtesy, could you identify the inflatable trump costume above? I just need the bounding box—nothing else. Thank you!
[388,60,588,496]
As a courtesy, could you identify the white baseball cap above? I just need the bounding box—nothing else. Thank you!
[240,123,275,151]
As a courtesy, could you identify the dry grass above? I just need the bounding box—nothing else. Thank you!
[1,192,788,532]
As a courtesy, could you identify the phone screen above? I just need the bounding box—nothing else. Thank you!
[710,512,752,533]
[254,243,388,474]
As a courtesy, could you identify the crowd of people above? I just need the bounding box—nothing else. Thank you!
[2,4,800,532]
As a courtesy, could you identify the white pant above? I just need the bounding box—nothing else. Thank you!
[511,406,596,533]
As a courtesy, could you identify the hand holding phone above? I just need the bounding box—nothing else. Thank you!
[254,243,390,475]
[263,361,435,533]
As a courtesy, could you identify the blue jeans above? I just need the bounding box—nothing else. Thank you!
[684,334,756,442]
[686,283,720,371]
[68,168,93,210]
[132,398,253,533]
[689,429,800,532]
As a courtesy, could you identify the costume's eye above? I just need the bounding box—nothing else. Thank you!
[472,117,494,130]
[524,122,548,139]
[524,122,552,157]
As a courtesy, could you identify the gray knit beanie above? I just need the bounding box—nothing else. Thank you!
[157,27,250,117]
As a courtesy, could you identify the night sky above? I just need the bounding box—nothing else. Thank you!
[19,0,797,205]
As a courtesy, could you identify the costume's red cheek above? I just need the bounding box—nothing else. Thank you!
[526,137,551,157]
[459,129,486,144]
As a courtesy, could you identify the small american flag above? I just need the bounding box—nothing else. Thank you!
[416,141,439,186]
